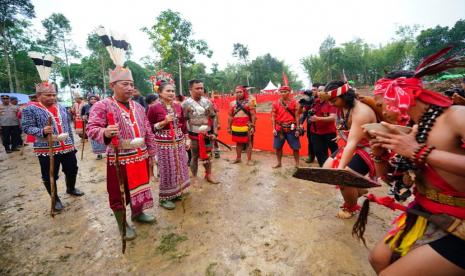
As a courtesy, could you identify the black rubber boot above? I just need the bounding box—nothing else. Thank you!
[65,175,84,196]
[113,210,136,241]
[43,180,63,211]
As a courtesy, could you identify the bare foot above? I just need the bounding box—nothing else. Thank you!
[205,176,220,184]
[246,160,253,166]
[231,159,241,164]
[272,164,282,169]
[336,209,356,219]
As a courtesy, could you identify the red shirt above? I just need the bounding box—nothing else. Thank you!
[272,99,297,124]
[307,99,337,135]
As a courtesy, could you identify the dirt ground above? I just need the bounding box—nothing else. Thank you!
[0,138,399,276]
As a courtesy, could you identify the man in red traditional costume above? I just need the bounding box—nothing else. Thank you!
[87,28,156,241]
[227,85,256,165]
[182,79,219,184]
[356,48,465,274]
[271,85,301,168]
[320,81,378,219]
[71,96,85,134]
[22,52,84,212]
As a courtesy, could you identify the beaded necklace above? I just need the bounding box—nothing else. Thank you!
[111,97,140,139]
[161,100,178,129]
[391,104,446,195]
[416,105,445,143]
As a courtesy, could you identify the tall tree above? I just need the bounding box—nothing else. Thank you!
[41,13,80,96]
[0,0,35,91]
[232,43,250,85]
[86,32,112,95]
[142,9,212,95]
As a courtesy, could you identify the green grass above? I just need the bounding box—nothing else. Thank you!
[156,233,188,255]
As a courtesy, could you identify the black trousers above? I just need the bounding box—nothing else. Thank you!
[306,127,315,160]
[310,132,338,167]
[38,150,78,192]
[1,125,21,150]
[14,126,23,146]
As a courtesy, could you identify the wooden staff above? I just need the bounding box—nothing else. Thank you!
[80,120,86,160]
[170,119,186,213]
[107,112,126,254]
[47,117,56,218]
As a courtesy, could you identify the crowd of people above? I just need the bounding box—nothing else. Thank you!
[1,43,465,274]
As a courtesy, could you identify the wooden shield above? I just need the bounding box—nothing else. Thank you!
[292,167,381,188]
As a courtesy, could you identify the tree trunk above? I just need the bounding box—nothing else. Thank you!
[1,23,14,92]
[11,52,19,92]
[6,30,20,92]
[62,36,73,101]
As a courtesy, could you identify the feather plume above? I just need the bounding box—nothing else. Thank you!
[414,47,465,78]
[28,51,55,81]
[95,26,129,67]
[415,46,452,72]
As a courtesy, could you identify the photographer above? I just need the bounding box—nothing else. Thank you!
[299,83,338,167]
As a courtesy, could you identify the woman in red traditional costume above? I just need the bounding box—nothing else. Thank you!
[320,81,378,219]
[147,81,190,210]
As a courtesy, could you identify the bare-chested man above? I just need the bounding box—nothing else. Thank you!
[366,67,465,274]
[227,85,256,165]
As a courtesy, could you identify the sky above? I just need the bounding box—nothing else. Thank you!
[31,0,465,88]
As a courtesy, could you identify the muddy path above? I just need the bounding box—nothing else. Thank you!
[0,140,398,275]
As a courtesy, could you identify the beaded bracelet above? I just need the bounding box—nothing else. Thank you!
[412,144,435,167]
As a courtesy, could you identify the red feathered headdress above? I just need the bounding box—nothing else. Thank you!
[374,46,465,122]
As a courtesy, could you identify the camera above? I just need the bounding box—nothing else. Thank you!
[298,90,315,107]
[298,90,316,125]
[444,87,465,98]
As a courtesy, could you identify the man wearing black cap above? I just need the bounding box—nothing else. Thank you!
[0,95,21,153]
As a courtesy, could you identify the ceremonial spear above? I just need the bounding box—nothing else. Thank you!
[107,112,127,254]
[47,117,56,217]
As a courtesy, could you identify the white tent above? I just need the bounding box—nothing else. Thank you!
[261,80,278,93]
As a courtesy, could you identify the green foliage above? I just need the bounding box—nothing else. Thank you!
[414,20,465,76]
[301,26,419,85]
[125,60,152,95]
[0,0,35,92]
[142,9,212,94]
[232,43,249,63]
[0,0,35,25]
